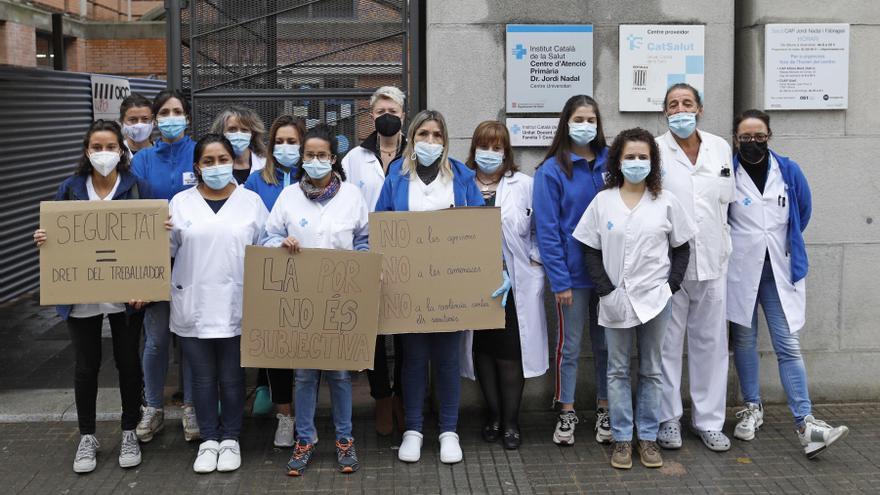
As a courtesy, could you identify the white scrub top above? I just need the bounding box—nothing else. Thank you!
[71,175,126,318]
[262,181,369,251]
[408,175,454,212]
[657,130,735,282]
[726,155,806,332]
[342,146,386,211]
[168,186,269,339]
[573,188,696,328]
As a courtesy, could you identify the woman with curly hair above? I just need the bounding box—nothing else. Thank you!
[572,127,696,470]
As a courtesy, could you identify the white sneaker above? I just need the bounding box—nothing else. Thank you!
[553,411,578,445]
[799,415,849,459]
[73,434,99,473]
[217,439,241,472]
[734,403,764,441]
[136,406,164,443]
[438,432,463,464]
[398,430,423,463]
[182,406,200,442]
[657,420,682,449]
[118,430,142,468]
[274,414,295,448]
[193,440,219,473]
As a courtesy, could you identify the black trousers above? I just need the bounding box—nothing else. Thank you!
[67,311,143,435]
[367,334,404,400]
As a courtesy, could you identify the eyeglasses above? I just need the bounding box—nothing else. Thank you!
[303,152,333,161]
[736,133,770,143]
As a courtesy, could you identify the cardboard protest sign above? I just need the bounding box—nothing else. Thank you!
[39,200,170,305]
[241,246,382,371]
[370,208,505,334]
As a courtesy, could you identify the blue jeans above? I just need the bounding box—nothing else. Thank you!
[294,369,352,443]
[732,257,812,426]
[143,301,193,407]
[179,336,244,442]
[605,302,670,442]
[555,288,607,405]
[401,332,461,433]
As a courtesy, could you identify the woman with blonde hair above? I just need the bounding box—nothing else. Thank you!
[375,109,484,464]
[210,105,268,185]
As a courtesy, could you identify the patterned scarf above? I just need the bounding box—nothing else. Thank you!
[300,173,341,202]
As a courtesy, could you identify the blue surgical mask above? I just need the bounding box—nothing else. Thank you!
[568,122,597,146]
[621,159,651,184]
[413,141,444,167]
[667,112,697,139]
[273,144,300,168]
[157,116,187,140]
[302,158,332,180]
[474,149,504,174]
[201,163,233,190]
[224,132,252,156]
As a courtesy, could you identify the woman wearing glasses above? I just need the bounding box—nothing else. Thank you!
[727,109,848,458]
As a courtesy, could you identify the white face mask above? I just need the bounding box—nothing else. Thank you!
[122,122,153,143]
[89,151,121,177]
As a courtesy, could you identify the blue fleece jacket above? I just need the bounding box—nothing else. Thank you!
[533,150,608,293]
[733,149,812,283]
[131,136,197,200]
[244,166,298,211]
[374,157,484,211]
[51,171,152,320]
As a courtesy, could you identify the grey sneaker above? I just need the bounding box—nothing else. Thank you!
[637,440,663,468]
[610,441,632,469]
[274,414,295,448]
[595,408,613,444]
[136,406,164,443]
[696,429,731,452]
[553,411,579,445]
[118,430,142,468]
[657,420,682,449]
[734,403,764,441]
[182,406,200,442]
[73,434,99,473]
[798,415,849,459]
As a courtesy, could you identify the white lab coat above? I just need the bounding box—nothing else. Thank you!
[572,189,696,329]
[657,130,735,281]
[262,181,369,250]
[460,172,549,379]
[341,146,385,211]
[726,155,806,332]
[168,186,269,339]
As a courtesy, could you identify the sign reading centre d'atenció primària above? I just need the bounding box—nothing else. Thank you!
[39,200,171,305]
[506,25,593,113]
[764,24,849,110]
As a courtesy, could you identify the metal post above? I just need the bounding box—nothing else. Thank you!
[127,0,132,21]
[51,13,65,71]
[406,0,427,114]
[79,0,87,18]
[165,0,183,91]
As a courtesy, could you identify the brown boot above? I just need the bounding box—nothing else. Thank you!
[375,397,393,436]
[611,441,632,469]
[392,395,406,433]
[638,440,663,468]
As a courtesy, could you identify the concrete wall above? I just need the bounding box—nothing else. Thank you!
[426,0,880,410]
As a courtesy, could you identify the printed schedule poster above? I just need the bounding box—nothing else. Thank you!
[618,25,705,112]
[764,24,849,110]
[506,24,593,113]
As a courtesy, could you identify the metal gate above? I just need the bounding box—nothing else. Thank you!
[168,0,417,151]
[0,67,165,303]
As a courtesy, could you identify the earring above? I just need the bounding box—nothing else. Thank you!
[410,151,417,161]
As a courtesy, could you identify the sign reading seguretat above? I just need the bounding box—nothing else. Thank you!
[39,200,171,305]
[506,24,593,113]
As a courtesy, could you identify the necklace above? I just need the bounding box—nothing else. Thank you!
[476,174,499,192]
[378,135,400,157]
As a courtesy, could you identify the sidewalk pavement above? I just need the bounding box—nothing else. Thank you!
[2,294,878,493]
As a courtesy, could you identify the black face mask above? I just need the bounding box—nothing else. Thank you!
[375,113,402,137]
[739,141,768,164]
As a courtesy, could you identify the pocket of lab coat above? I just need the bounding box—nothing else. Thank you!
[170,284,196,330]
[598,287,629,327]
[331,221,355,250]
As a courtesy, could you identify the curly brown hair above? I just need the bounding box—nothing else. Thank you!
[605,127,662,199]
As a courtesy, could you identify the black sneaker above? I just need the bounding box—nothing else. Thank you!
[553,410,579,445]
[286,439,315,477]
[482,421,501,443]
[336,437,359,474]
[502,428,521,450]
